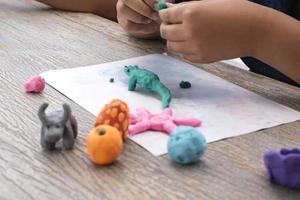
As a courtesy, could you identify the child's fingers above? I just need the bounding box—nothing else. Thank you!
[183,53,215,64]
[118,3,153,24]
[123,20,158,34]
[165,2,176,8]
[160,23,186,41]
[183,54,202,63]
[167,41,195,54]
[123,0,158,20]
[144,0,159,10]
[159,5,183,24]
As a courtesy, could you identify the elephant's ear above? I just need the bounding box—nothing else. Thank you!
[38,103,49,124]
[62,104,71,124]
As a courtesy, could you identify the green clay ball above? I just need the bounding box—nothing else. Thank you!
[155,2,168,11]
[179,81,191,89]
[168,126,207,165]
[109,78,114,83]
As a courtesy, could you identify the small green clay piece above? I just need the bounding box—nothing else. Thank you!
[109,78,114,83]
[155,1,168,11]
[179,81,191,89]
[124,65,172,108]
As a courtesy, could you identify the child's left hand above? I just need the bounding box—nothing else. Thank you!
[159,0,270,63]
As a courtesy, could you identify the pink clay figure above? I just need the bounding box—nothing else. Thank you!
[24,75,45,93]
[129,107,201,136]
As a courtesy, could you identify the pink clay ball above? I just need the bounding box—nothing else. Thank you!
[24,75,45,93]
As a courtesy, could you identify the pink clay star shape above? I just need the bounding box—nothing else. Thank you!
[129,107,201,136]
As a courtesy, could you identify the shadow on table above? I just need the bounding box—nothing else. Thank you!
[267,183,300,198]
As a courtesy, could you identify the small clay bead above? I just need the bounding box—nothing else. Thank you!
[179,81,192,89]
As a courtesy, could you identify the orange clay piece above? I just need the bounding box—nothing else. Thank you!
[87,125,123,165]
[95,99,130,140]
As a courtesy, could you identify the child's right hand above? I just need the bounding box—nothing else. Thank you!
[116,0,161,39]
[159,0,269,63]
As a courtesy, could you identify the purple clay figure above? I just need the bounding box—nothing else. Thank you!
[38,103,78,151]
[263,148,300,189]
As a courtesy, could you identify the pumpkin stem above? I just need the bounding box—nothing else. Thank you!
[99,129,106,136]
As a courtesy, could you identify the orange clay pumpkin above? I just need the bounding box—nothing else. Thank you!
[87,125,123,165]
[95,99,130,140]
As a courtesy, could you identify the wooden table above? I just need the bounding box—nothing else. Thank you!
[1,0,300,199]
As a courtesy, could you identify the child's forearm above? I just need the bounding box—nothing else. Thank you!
[36,0,118,21]
[254,7,300,84]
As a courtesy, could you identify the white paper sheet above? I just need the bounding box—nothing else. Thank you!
[41,54,300,156]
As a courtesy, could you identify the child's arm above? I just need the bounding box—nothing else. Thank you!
[36,0,118,21]
[254,5,300,84]
[159,0,300,84]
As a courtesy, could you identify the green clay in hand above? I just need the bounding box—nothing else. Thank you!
[124,65,172,108]
[155,1,168,11]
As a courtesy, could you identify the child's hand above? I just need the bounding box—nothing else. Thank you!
[159,0,270,63]
[117,0,161,39]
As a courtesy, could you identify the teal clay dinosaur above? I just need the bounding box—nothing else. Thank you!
[124,65,172,108]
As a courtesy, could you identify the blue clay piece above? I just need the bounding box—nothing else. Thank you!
[263,148,300,188]
[155,1,168,11]
[168,126,207,164]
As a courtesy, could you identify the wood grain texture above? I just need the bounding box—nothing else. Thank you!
[0,0,299,199]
